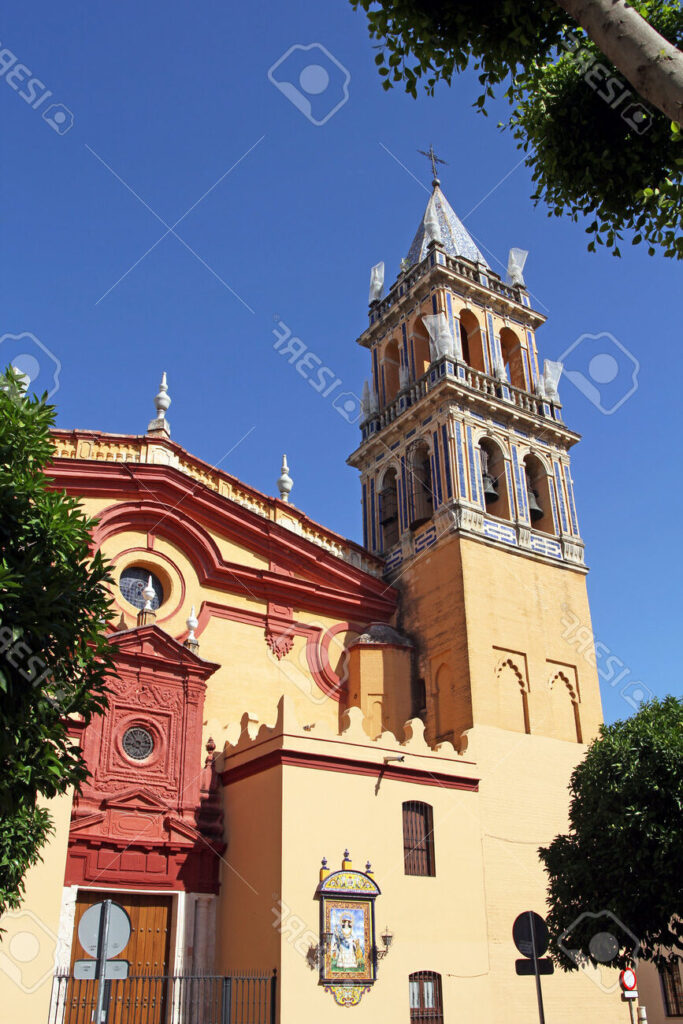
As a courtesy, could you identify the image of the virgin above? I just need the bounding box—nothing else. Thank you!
[332,913,358,970]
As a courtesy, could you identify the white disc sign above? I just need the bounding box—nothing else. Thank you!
[78,902,131,958]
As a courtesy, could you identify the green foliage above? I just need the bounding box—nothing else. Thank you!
[354,0,568,99]
[510,4,683,258]
[540,697,683,970]
[0,369,114,916]
[352,0,683,258]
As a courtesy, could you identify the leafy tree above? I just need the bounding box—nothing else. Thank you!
[0,370,114,917]
[540,696,683,970]
[351,0,683,258]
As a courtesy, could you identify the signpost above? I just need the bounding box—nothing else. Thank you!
[513,911,554,1024]
[620,967,639,1024]
[75,900,132,1023]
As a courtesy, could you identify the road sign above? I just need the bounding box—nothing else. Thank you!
[513,911,550,958]
[621,968,637,991]
[78,902,131,958]
[620,968,638,999]
[74,959,130,981]
[516,958,554,976]
[513,911,552,1024]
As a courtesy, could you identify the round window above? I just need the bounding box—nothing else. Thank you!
[122,726,154,761]
[119,567,163,611]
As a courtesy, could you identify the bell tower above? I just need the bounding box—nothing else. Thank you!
[348,169,604,748]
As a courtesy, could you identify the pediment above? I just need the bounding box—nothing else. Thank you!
[109,625,219,678]
[102,787,170,813]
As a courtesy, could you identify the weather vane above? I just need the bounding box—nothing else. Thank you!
[418,144,448,183]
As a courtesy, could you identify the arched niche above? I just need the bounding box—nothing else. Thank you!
[382,338,401,407]
[459,309,486,374]
[524,453,554,534]
[548,672,582,743]
[479,437,511,520]
[495,659,530,734]
[499,327,527,390]
[408,440,433,529]
[411,318,432,380]
[379,466,400,550]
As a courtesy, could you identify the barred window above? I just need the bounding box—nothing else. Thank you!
[403,801,435,876]
[661,962,683,1017]
[409,971,443,1023]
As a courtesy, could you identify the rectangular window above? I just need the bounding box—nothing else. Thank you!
[409,971,443,1023]
[661,962,683,1016]
[403,801,435,876]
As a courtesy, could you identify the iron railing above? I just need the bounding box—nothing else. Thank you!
[48,969,277,1024]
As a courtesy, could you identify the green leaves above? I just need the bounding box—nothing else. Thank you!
[0,368,115,915]
[541,696,683,969]
[351,0,683,259]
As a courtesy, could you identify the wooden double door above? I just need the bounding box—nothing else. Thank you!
[66,890,173,1024]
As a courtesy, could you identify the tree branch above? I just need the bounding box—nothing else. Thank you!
[554,0,683,124]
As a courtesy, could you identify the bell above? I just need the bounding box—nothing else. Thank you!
[483,473,499,504]
[527,488,544,522]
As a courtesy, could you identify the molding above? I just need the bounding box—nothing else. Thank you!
[47,460,397,622]
[221,747,479,791]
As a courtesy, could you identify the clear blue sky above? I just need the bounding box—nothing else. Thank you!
[1,0,680,724]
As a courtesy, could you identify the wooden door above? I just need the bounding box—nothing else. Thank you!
[66,890,173,1024]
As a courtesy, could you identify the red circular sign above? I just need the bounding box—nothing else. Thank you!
[620,968,637,991]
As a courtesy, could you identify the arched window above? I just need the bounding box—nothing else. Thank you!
[459,310,486,373]
[379,468,400,550]
[409,441,433,529]
[524,454,554,535]
[409,971,443,1023]
[402,802,435,876]
[500,327,527,390]
[382,339,401,406]
[479,439,511,520]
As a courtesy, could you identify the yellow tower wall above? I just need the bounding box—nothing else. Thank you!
[399,533,603,747]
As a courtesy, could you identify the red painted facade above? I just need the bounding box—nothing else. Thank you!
[65,626,224,893]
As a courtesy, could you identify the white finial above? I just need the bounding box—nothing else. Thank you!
[148,372,171,437]
[142,575,156,611]
[277,455,293,502]
[186,605,198,642]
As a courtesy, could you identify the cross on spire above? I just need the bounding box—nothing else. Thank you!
[418,144,448,185]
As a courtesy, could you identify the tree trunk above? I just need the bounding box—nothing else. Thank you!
[554,0,683,124]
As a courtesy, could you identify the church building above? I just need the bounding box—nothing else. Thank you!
[1,172,630,1024]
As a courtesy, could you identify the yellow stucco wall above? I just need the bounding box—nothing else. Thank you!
[399,533,603,747]
[0,792,73,1024]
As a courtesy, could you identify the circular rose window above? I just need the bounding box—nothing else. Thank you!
[122,726,154,761]
[119,566,164,611]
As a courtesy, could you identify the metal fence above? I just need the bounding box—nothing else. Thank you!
[48,969,277,1024]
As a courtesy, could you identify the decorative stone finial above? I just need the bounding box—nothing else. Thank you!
[204,736,216,766]
[136,575,157,626]
[342,849,352,869]
[143,576,155,610]
[277,455,293,502]
[365,860,372,874]
[184,605,199,652]
[320,856,330,882]
[147,372,171,437]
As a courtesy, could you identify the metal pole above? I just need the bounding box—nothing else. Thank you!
[93,899,112,1024]
[528,911,546,1024]
[627,999,638,1024]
